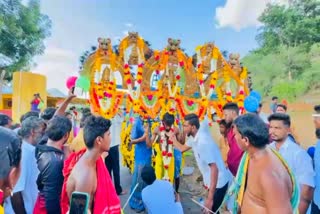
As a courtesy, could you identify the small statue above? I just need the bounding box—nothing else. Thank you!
[97,38,111,55]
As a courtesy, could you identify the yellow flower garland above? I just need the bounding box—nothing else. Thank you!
[120,122,135,173]
[82,36,251,173]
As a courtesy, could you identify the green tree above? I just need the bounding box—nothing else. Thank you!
[256,0,320,54]
[243,1,319,100]
[277,45,311,80]
[0,0,51,80]
[301,43,320,90]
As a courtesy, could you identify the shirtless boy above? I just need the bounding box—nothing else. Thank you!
[63,115,120,213]
[233,114,297,214]
[145,112,182,191]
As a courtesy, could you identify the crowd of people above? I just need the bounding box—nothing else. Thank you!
[0,90,319,214]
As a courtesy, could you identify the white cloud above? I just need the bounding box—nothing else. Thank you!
[125,23,133,28]
[215,0,288,31]
[122,30,129,36]
[32,46,79,93]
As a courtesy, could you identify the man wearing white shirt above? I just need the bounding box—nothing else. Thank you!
[269,113,315,214]
[5,116,46,214]
[105,111,126,195]
[171,114,229,213]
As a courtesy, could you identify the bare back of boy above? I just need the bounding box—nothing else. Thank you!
[241,148,293,214]
[66,155,97,212]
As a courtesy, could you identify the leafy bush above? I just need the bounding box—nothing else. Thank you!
[269,81,308,102]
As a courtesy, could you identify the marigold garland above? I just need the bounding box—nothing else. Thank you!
[81,35,251,174]
[120,122,134,173]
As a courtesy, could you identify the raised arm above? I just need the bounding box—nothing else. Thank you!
[145,125,159,148]
[54,88,76,117]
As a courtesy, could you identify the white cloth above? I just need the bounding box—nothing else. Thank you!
[186,118,230,189]
[259,112,269,124]
[142,180,183,214]
[269,138,315,187]
[4,141,40,214]
[110,114,124,147]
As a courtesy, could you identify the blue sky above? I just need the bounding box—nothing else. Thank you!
[31,0,287,92]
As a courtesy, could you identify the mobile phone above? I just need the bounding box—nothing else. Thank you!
[69,191,90,214]
[72,87,84,97]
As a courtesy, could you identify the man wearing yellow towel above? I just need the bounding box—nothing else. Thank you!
[232,114,299,213]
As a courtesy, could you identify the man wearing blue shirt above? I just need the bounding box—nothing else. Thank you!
[312,104,320,213]
[141,166,183,214]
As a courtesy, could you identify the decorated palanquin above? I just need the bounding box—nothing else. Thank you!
[78,32,250,181]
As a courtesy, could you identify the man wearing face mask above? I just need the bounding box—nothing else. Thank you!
[5,116,46,214]
[0,127,22,213]
[33,116,72,214]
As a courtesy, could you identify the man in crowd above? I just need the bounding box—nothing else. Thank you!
[217,119,229,166]
[141,165,183,214]
[257,103,269,123]
[275,103,287,113]
[40,107,56,123]
[33,116,72,214]
[69,111,92,152]
[269,113,315,213]
[232,114,298,213]
[270,96,278,113]
[14,111,40,133]
[145,112,182,192]
[312,128,320,213]
[275,104,300,144]
[61,115,120,214]
[105,110,127,195]
[0,127,22,212]
[5,117,46,214]
[0,114,12,128]
[312,104,320,213]
[313,105,320,129]
[222,102,244,176]
[171,114,230,213]
[30,93,42,112]
[129,114,152,212]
